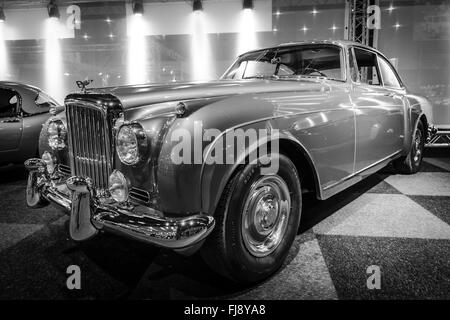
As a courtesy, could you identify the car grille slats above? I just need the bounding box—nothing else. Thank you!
[66,103,112,191]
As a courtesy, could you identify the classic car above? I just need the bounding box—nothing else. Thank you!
[24,40,431,283]
[0,81,61,166]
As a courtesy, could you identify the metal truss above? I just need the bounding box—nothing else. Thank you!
[344,0,379,48]
[427,127,450,148]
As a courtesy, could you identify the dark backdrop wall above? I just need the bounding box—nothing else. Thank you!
[0,0,448,120]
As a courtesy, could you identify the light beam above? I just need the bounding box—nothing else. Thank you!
[236,8,258,56]
[0,23,8,80]
[190,11,213,81]
[44,17,64,103]
[127,13,148,84]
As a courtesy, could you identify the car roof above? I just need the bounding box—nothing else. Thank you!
[0,81,41,94]
[240,39,385,58]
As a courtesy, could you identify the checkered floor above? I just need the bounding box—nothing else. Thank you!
[0,150,449,300]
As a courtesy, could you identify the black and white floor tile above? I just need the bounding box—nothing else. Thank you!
[0,151,449,300]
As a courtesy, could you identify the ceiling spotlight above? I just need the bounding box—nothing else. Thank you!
[243,0,254,10]
[0,7,5,22]
[47,0,60,19]
[193,0,203,11]
[132,0,144,16]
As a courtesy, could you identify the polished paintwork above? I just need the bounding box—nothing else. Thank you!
[0,82,58,165]
[49,40,429,218]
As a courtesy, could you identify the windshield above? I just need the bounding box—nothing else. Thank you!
[222,45,345,81]
[35,91,59,108]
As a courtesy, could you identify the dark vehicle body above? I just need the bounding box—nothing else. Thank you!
[0,81,59,166]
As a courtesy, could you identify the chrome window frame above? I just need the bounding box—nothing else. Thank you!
[221,44,347,83]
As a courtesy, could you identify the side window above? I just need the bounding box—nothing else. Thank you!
[0,89,19,118]
[378,56,402,88]
[353,48,381,86]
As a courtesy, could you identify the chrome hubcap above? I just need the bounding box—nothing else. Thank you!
[413,129,423,165]
[241,175,291,257]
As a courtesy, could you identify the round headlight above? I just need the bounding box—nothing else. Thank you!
[108,170,129,203]
[116,123,148,165]
[47,119,67,150]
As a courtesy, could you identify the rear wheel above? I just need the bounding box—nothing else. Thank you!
[201,154,301,283]
[393,121,425,174]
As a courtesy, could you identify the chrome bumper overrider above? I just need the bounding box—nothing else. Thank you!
[24,158,215,249]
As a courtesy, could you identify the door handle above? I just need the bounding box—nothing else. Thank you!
[384,92,402,99]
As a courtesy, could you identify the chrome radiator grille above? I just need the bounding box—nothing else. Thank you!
[66,103,112,190]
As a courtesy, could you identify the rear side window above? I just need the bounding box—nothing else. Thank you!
[0,88,19,117]
[378,56,402,88]
[353,48,381,86]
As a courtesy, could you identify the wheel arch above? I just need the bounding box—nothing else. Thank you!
[201,134,322,215]
[410,112,428,151]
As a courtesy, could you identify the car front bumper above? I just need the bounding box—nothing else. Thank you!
[24,158,215,249]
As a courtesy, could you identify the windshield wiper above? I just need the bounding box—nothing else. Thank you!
[243,75,279,80]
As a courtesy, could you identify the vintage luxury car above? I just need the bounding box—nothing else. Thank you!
[0,81,61,166]
[24,40,432,283]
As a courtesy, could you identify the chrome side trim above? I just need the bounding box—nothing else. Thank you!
[321,150,402,199]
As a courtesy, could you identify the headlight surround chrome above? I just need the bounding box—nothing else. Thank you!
[116,123,148,165]
[47,119,67,150]
[108,170,130,203]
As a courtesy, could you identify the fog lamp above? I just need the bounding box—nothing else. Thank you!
[47,119,67,150]
[108,170,129,203]
[42,151,55,174]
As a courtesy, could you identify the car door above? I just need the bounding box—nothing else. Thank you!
[0,88,23,152]
[350,47,405,172]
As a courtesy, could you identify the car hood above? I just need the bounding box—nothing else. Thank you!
[92,79,334,110]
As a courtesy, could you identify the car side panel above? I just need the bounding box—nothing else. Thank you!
[351,85,406,171]
[154,84,355,216]
[272,103,355,192]
[0,117,22,152]
[198,86,355,215]
[19,112,50,160]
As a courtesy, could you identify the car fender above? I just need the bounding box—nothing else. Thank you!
[200,121,322,215]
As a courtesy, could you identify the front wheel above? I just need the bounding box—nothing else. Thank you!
[201,154,302,283]
[393,121,425,174]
